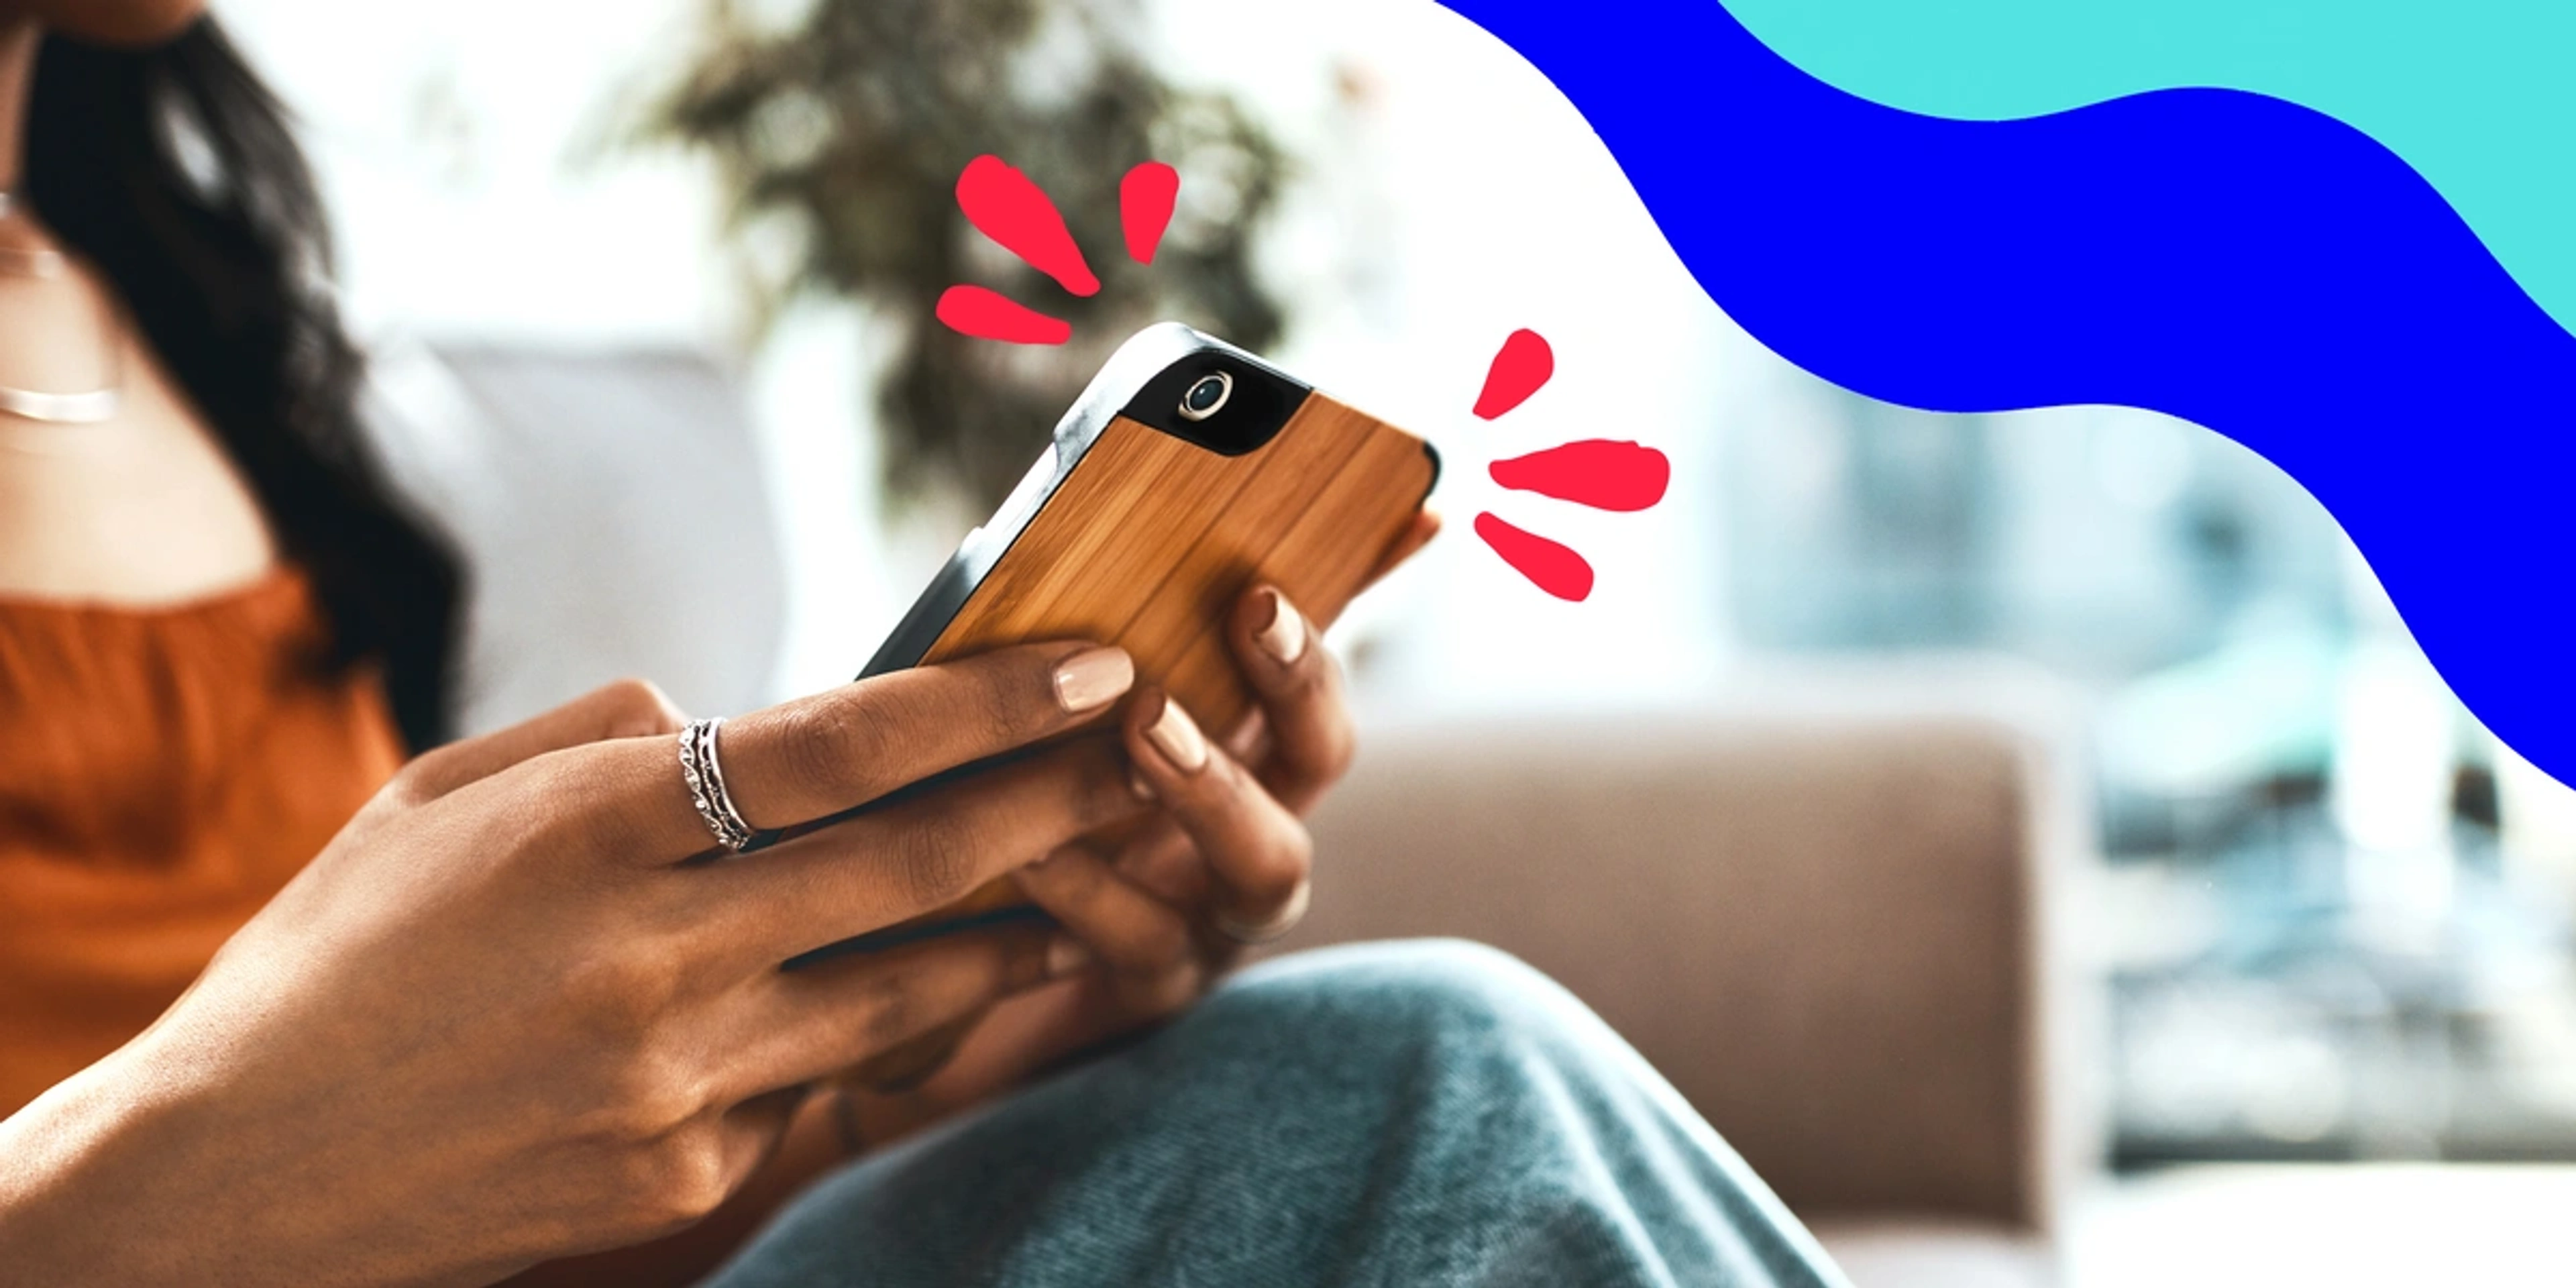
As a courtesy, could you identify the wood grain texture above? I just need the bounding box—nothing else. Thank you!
[842,393,1430,1087]
[915,392,1433,914]
[924,393,1431,732]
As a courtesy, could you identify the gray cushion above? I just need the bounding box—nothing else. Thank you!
[364,337,787,736]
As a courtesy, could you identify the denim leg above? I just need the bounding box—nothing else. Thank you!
[705,939,1850,1288]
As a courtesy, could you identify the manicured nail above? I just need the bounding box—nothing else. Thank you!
[1053,647,1135,714]
[1047,936,1093,977]
[1254,588,1307,665]
[1129,766,1157,800]
[1146,697,1210,774]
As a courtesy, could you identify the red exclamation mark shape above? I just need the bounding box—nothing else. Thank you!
[1120,162,1179,265]
[1474,513,1596,602]
[1473,328,1554,420]
[957,155,1099,296]
[1490,440,1671,511]
[934,286,1074,345]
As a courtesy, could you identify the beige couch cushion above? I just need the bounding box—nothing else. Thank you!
[1280,710,2053,1232]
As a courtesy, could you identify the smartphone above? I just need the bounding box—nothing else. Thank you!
[847,321,1439,942]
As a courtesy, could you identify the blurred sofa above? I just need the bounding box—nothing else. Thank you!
[368,342,2096,1287]
[1281,698,2095,1287]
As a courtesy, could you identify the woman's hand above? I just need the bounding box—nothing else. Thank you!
[0,643,1146,1288]
[1022,581,1356,1010]
[855,515,1440,1130]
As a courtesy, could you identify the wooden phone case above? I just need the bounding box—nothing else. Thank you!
[832,329,1433,1088]
[920,396,1433,735]
[908,392,1432,922]
[841,324,1438,951]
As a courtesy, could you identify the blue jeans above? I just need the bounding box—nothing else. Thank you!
[706,940,1850,1288]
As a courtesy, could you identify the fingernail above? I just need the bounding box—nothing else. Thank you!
[1146,697,1210,774]
[1047,936,1093,977]
[1053,647,1135,714]
[1254,588,1308,665]
[1129,766,1157,800]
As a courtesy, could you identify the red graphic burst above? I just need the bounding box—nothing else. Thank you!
[936,156,1175,345]
[1470,329,1670,601]
[932,168,1666,602]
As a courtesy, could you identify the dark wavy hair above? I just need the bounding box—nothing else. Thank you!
[23,20,460,750]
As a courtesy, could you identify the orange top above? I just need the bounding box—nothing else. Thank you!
[0,569,403,1116]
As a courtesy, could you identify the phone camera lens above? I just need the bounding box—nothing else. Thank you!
[1177,371,1234,422]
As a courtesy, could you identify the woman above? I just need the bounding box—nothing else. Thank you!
[0,5,1847,1286]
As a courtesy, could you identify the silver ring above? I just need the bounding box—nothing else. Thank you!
[1213,878,1310,947]
[678,717,759,853]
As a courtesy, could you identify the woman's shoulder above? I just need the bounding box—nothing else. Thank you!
[0,560,402,872]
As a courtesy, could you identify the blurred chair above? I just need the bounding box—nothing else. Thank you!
[363,337,788,737]
[1281,687,2099,1288]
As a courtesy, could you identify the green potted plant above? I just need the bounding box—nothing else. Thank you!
[642,0,1291,508]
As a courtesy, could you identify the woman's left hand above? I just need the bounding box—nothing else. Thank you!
[843,514,1439,1135]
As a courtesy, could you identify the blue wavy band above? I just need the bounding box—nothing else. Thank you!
[1438,0,2576,784]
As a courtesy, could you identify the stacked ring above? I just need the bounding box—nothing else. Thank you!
[678,717,759,853]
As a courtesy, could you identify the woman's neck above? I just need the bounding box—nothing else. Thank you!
[0,19,37,196]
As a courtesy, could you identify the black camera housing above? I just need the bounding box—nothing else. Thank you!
[1117,349,1306,455]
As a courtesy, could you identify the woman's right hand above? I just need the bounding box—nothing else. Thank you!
[0,642,1146,1288]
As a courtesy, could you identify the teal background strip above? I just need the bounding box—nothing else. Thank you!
[1723,0,2576,331]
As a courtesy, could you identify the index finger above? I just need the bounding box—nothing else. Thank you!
[566,641,1135,862]
[399,678,688,804]
[1225,587,1354,812]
